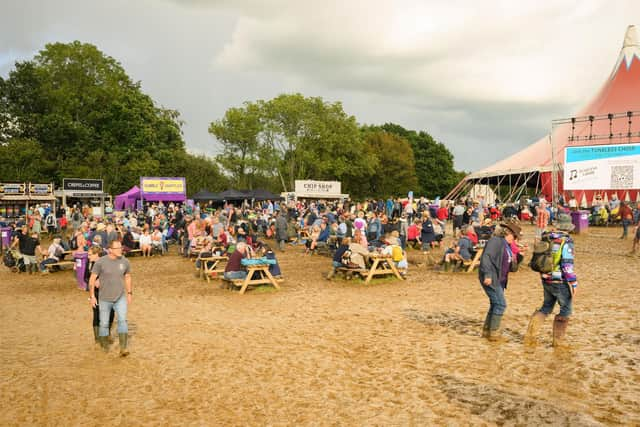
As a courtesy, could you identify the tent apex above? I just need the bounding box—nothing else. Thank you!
[624,25,639,48]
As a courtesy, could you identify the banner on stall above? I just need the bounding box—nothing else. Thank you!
[564,143,640,190]
[140,177,186,195]
[294,180,341,197]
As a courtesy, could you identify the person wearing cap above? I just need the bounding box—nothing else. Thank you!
[478,222,521,341]
[524,230,577,347]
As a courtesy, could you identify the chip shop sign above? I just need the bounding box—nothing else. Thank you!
[294,180,341,197]
[63,178,103,193]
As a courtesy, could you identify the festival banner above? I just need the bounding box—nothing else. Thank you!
[294,180,342,197]
[564,143,640,190]
[140,177,186,195]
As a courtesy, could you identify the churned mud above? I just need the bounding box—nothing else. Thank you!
[1,225,638,425]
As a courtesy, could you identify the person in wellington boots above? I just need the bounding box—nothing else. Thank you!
[85,245,114,344]
[478,222,521,341]
[524,230,577,348]
[89,240,132,356]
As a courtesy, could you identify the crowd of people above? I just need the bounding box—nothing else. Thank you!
[2,192,640,357]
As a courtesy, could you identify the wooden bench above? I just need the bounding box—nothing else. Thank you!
[334,254,405,284]
[221,264,281,295]
[126,249,142,257]
[198,255,228,283]
[44,260,75,272]
[465,248,483,273]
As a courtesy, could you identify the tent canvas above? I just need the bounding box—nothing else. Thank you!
[450,25,640,206]
[247,188,282,201]
[192,189,222,201]
[218,189,250,200]
[114,186,140,210]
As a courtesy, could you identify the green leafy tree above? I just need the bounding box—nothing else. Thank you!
[211,94,375,194]
[379,123,462,197]
[357,130,418,198]
[0,139,55,182]
[0,41,190,194]
[209,102,270,189]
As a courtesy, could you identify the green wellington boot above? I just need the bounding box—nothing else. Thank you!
[118,333,130,357]
[524,311,547,346]
[481,312,491,338]
[487,314,507,342]
[98,335,110,352]
[93,326,100,343]
[552,315,570,348]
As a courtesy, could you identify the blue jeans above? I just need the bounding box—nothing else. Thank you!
[540,282,573,317]
[622,218,631,237]
[332,261,343,268]
[224,271,247,280]
[99,293,128,336]
[482,284,507,316]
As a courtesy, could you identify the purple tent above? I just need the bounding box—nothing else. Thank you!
[114,186,140,210]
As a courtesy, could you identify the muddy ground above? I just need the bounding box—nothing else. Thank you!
[1,225,638,426]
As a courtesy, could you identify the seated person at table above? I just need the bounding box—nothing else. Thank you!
[326,237,351,279]
[407,219,421,248]
[122,229,136,253]
[443,234,473,271]
[151,227,164,253]
[464,224,479,246]
[224,241,250,280]
[261,244,282,278]
[348,233,371,269]
[353,228,368,249]
[195,240,216,270]
[420,212,436,251]
[40,236,65,273]
[139,229,153,257]
[305,225,321,254]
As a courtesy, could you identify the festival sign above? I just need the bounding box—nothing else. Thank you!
[564,143,640,190]
[63,178,103,193]
[294,180,342,197]
[140,177,186,195]
[28,183,53,195]
[0,183,26,195]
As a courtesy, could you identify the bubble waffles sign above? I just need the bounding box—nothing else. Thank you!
[564,143,640,190]
[140,177,186,195]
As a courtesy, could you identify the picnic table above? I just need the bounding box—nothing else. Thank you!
[199,255,228,283]
[223,263,280,295]
[337,253,405,284]
[465,247,483,272]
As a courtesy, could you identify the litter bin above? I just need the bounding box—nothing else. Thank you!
[0,226,12,253]
[74,252,88,290]
[571,210,590,234]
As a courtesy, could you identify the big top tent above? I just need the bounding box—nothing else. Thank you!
[448,25,640,206]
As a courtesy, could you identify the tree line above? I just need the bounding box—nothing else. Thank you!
[0,41,465,199]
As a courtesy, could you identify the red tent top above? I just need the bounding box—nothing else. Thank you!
[469,25,640,179]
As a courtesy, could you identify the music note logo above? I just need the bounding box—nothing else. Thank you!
[569,170,578,180]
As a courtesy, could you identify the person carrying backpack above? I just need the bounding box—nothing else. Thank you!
[524,230,577,347]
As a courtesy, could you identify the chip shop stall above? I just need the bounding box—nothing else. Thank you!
[55,178,111,217]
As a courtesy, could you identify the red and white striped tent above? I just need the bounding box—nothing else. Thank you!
[449,25,640,206]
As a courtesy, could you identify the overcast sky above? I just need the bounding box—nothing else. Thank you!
[1,0,638,171]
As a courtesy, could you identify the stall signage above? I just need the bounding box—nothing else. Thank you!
[294,180,341,197]
[63,178,103,192]
[0,183,26,195]
[29,183,53,195]
[140,177,186,195]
